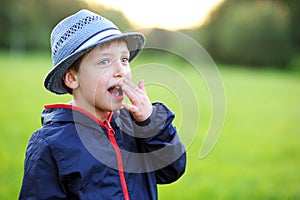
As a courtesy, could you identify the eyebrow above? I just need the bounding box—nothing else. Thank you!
[98,50,129,57]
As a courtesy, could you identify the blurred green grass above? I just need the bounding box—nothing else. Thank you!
[158,66,300,199]
[0,52,299,199]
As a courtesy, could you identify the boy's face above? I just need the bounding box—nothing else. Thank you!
[73,40,131,118]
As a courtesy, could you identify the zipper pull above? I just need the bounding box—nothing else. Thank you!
[104,120,115,136]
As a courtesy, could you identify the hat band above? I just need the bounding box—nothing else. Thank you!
[76,29,122,52]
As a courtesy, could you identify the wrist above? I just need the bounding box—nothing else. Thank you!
[130,106,153,126]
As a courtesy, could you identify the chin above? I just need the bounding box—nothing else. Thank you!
[109,102,123,111]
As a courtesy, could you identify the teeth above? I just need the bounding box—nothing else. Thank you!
[115,86,120,89]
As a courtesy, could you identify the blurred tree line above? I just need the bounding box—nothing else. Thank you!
[194,0,300,69]
[1,0,299,70]
[0,0,131,52]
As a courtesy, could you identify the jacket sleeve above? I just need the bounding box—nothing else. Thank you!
[131,102,187,184]
[19,131,66,199]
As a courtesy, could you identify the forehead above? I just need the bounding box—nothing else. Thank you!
[84,39,129,59]
[96,39,129,52]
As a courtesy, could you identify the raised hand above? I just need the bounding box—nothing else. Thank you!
[120,78,152,122]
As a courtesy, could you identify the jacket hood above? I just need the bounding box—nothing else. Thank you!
[41,104,114,129]
[42,105,72,125]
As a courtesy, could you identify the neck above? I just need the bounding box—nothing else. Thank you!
[72,100,111,122]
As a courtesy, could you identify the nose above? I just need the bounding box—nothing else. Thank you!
[113,59,126,78]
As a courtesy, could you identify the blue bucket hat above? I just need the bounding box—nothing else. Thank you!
[44,9,145,94]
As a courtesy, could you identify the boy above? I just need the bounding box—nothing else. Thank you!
[19,9,186,200]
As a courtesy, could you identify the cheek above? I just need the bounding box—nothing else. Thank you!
[125,68,132,80]
[95,74,109,92]
[79,70,107,95]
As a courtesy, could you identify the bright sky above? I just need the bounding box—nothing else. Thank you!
[90,0,224,29]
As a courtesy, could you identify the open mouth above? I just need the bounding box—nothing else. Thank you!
[107,85,124,100]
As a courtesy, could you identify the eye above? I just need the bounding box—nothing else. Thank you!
[98,59,109,66]
[121,57,129,64]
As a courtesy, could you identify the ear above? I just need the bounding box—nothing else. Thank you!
[63,69,79,90]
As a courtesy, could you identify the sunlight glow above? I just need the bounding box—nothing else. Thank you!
[90,0,224,29]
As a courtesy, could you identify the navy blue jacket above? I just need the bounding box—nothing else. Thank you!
[19,102,186,199]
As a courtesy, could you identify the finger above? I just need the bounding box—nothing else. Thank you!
[137,79,146,92]
[121,102,137,112]
[123,79,146,97]
[121,80,141,102]
[121,84,137,102]
[123,78,140,92]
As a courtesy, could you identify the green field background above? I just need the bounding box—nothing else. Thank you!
[0,52,299,199]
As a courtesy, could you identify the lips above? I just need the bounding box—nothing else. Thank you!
[107,85,124,100]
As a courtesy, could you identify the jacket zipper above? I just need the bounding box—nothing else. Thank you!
[44,104,131,199]
[104,120,130,200]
